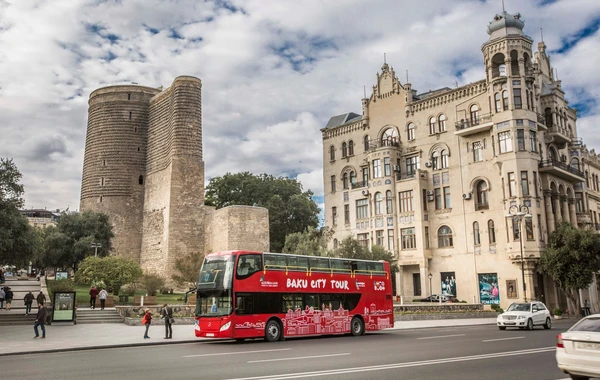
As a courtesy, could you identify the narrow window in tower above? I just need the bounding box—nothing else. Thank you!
[513,88,522,109]
[101,177,104,186]
[139,175,144,185]
[502,91,509,111]
[129,112,132,120]
[137,147,140,151]
[128,93,131,100]
[135,127,138,132]
[103,160,106,166]
[99,196,103,203]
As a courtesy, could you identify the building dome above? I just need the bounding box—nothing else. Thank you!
[487,11,524,37]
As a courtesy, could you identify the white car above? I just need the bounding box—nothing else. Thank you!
[556,314,600,380]
[496,301,552,330]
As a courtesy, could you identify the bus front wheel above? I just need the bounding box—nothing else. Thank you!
[351,316,364,336]
[265,320,281,342]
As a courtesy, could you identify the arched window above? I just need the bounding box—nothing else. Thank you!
[544,108,553,128]
[333,238,338,250]
[375,192,383,215]
[348,140,354,156]
[138,175,144,185]
[502,90,509,110]
[440,149,449,169]
[386,190,393,214]
[495,93,501,113]
[570,158,580,171]
[438,114,447,132]
[491,53,505,78]
[510,50,519,76]
[429,117,436,134]
[473,222,481,246]
[342,142,347,158]
[329,146,335,161]
[407,123,415,141]
[438,225,453,248]
[476,180,488,210]
[342,173,349,189]
[350,171,356,185]
[382,128,399,146]
[488,220,496,244]
[432,150,439,170]
[364,135,370,151]
[470,105,479,125]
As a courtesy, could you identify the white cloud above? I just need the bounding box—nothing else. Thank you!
[1,0,600,210]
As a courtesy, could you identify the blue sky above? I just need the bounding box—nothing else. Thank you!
[1,0,600,218]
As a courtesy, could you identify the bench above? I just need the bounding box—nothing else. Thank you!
[134,295,157,306]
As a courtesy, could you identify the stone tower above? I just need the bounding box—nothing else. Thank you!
[81,76,270,280]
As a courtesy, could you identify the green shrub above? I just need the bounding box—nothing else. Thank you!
[120,284,137,296]
[140,273,165,296]
[552,307,563,316]
[490,304,504,313]
[91,280,106,289]
[47,279,75,299]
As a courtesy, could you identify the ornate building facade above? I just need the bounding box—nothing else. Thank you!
[80,76,270,281]
[321,10,599,311]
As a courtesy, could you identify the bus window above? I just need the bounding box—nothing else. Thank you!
[352,261,367,272]
[304,294,319,309]
[309,257,330,272]
[236,254,262,278]
[287,256,298,269]
[331,258,352,272]
[236,293,253,315]
[321,294,342,311]
[282,294,303,313]
[297,256,309,270]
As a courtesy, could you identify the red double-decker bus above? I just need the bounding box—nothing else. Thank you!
[193,250,394,342]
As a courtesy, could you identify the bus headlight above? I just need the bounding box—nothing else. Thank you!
[220,322,231,332]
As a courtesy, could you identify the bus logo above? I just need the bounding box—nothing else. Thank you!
[374,281,385,291]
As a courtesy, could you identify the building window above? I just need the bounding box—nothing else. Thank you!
[513,88,522,109]
[443,187,451,209]
[343,173,349,190]
[388,230,394,251]
[348,140,354,156]
[406,156,418,176]
[401,228,416,250]
[382,128,399,146]
[333,238,338,250]
[432,150,439,170]
[521,171,529,196]
[502,90,509,110]
[498,131,513,153]
[399,190,413,212]
[373,159,381,178]
[138,175,144,185]
[376,230,384,246]
[440,149,449,169]
[529,131,537,152]
[438,114,447,132]
[488,220,496,244]
[508,172,516,197]
[384,157,391,176]
[438,225,453,248]
[357,233,369,247]
[476,180,489,210]
[342,142,347,158]
[386,190,393,214]
[329,146,335,161]
[129,111,132,120]
[495,93,501,113]
[332,206,337,225]
[517,129,525,151]
[537,214,544,242]
[429,117,436,134]
[344,204,350,224]
[407,123,415,141]
[375,192,383,215]
[544,108,553,128]
[422,189,428,211]
[533,171,538,197]
[473,222,481,246]
[350,171,356,185]
[470,105,479,125]
[576,192,584,213]
[128,93,131,100]
[434,188,442,210]
[512,218,520,241]
[356,199,369,219]
[331,175,336,192]
[362,167,369,184]
[525,218,534,240]
[473,141,483,162]
[424,227,430,249]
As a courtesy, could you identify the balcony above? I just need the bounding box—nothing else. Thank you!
[538,159,585,182]
[369,138,400,151]
[351,181,368,189]
[547,126,572,146]
[396,172,416,181]
[454,113,493,137]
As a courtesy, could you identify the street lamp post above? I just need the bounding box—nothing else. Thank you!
[91,242,102,257]
[506,205,532,302]
[428,273,433,296]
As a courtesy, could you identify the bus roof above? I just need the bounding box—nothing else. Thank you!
[205,250,387,264]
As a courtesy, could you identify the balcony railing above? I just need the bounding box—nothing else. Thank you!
[454,113,493,131]
[396,172,416,181]
[539,159,584,178]
[351,181,368,189]
[369,138,400,150]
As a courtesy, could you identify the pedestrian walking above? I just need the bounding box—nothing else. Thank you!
[23,291,35,315]
[142,308,152,339]
[89,286,98,309]
[0,287,5,310]
[33,302,47,339]
[5,287,13,311]
[584,299,591,316]
[98,288,108,310]
[161,303,173,339]
[36,291,46,308]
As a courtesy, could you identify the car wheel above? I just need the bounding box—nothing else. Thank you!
[351,316,364,336]
[543,317,551,330]
[498,326,506,330]
[265,320,281,342]
[526,318,533,330]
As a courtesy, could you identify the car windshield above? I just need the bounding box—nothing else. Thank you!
[570,317,600,332]
[506,303,531,312]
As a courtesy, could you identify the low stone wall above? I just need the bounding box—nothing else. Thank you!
[394,312,499,321]
[123,316,196,326]
[117,304,196,326]
[394,303,484,313]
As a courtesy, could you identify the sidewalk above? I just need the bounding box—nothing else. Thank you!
[0,318,497,356]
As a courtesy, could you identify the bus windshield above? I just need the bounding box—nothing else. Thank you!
[196,254,235,317]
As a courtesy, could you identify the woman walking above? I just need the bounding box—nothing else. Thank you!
[142,308,152,339]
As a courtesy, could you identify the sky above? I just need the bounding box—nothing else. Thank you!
[1,0,600,221]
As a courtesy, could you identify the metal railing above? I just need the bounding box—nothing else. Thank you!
[351,181,368,189]
[455,113,493,131]
[538,159,584,178]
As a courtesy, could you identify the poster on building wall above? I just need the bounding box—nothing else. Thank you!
[479,273,500,305]
[506,279,518,299]
[441,272,456,297]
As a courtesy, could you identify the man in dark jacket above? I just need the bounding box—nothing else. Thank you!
[36,291,46,308]
[4,287,13,311]
[161,303,173,339]
[23,291,35,315]
[34,302,47,338]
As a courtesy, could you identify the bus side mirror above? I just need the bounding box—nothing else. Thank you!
[236,297,242,307]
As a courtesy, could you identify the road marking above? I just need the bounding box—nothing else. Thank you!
[482,336,525,342]
[417,334,466,340]
[224,346,555,380]
[248,353,350,363]
[183,348,291,358]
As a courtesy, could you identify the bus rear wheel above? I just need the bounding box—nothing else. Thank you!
[351,316,364,336]
[265,320,281,342]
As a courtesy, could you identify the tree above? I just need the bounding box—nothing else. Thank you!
[75,256,143,294]
[283,226,332,256]
[0,158,24,208]
[205,172,320,251]
[172,251,204,290]
[539,222,600,316]
[333,236,398,273]
[140,273,166,296]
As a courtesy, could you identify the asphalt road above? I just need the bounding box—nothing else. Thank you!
[3,320,579,380]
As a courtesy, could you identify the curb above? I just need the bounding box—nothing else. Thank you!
[0,339,200,357]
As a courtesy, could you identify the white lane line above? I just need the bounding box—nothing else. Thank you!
[417,334,466,340]
[248,353,351,363]
[482,336,525,342]
[183,348,291,358]
[224,346,555,380]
